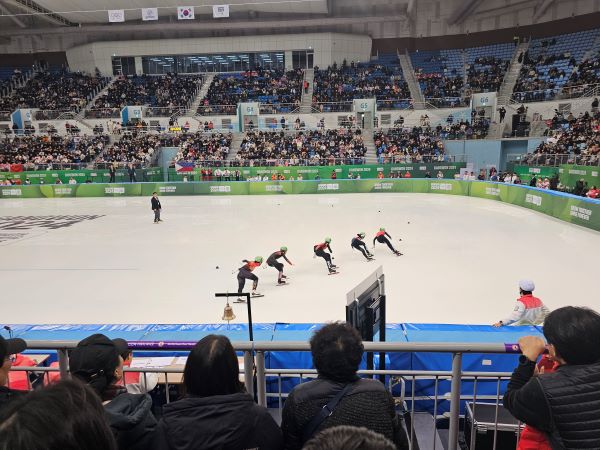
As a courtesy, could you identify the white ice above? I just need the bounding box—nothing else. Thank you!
[0,193,598,325]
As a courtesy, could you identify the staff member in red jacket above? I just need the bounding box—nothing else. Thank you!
[493,280,550,327]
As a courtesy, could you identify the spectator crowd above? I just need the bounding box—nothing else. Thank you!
[0,70,109,113]
[312,61,410,106]
[199,69,303,115]
[89,74,202,117]
[171,132,233,164]
[236,129,367,165]
[374,127,445,163]
[0,134,108,168]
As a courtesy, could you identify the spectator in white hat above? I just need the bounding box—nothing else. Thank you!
[493,280,550,327]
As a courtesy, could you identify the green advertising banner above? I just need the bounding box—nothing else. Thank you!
[559,165,600,189]
[166,162,466,182]
[513,165,559,184]
[0,168,163,185]
[2,179,599,232]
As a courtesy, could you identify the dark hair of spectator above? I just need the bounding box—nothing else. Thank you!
[310,322,364,383]
[0,379,117,450]
[303,425,396,450]
[543,306,600,365]
[183,334,244,397]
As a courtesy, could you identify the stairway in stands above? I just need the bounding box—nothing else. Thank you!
[497,40,530,105]
[225,132,246,162]
[189,73,215,114]
[363,131,378,164]
[398,51,425,109]
[299,69,314,113]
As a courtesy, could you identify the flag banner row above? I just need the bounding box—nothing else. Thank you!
[107,5,229,22]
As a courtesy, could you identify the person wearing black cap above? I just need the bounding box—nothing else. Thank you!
[70,334,157,450]
[0,334,27,412]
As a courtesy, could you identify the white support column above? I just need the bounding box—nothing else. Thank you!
[284,51,293,70]
[134,57,143,75]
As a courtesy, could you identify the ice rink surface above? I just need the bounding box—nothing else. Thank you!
[0,193,598,326]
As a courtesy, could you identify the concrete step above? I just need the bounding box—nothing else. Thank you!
[189,73,215,114]
[300,68,315,111]
[226,132,246,161]
[398,51,425,108]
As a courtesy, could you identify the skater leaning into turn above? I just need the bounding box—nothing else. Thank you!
[314,237,338,274]
[351,232,374,261]
[267,246,293,285]
[236,256,263,302]
[373,227,402,256]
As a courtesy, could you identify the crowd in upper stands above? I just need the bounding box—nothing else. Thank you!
[88,74,202,118]
[312,60,410,107]
[465,56,509,93]
[513,51,573,102]
[171,132,233,164]
[0,135,108,168]
[416,72,465,107]
[0,70,108,113]
[237,129,367,164]
[199,69,303,115]
[563,52,600,90]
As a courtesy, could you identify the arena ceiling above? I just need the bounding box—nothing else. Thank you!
[0,0,598,47]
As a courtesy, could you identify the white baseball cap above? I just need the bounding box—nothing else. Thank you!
[519,279,535,292]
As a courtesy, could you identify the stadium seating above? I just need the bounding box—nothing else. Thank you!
[513,29,599,102]
[171,132,233,163]
[236,129,367,165]
[198,69,303,115]
[312,56,411,111]
[0,135,108,167]
[0,70,109,115]
[523,110,600,166]
[374,127,445,163]
[89,74,202,117]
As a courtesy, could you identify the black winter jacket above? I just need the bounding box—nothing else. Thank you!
[503,357,600,449]
[105,392,157,450]
[281,377,408,449]
[0,386,26,414]
[151,392,283,450]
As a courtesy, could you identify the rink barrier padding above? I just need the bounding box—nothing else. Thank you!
[0,168,163,184]
[2,179,599,231]
[5,322,543,413]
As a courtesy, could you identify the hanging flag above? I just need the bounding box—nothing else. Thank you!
[108,9,125,22]
[175,161,195,173]
[213,5,229,18]
[177,6,195,20]
[142,8,159,21]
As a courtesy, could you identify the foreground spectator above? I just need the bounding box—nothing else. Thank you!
[503,306,600,449]
[0,379,118,450]
[303,426,396,450]
[0,335,27,411]
[152,334,282,450]
[493,279,550,327]
[281,322,408,449]
[113,338,158,395]
[69,334,157,450]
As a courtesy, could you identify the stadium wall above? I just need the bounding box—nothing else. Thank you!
[66,33,372,75]
[1,180,598,231]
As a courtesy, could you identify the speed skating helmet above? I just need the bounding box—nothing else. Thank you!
[324,237,332,243]
[358,232,366,238]
[254,256,263,263]
[280,246,288,252]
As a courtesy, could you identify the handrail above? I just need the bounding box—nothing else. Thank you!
[22,339,522,353]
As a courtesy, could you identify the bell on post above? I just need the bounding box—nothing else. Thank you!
[222,301,236,323]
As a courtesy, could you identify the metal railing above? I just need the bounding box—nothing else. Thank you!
[258,103,300,114]
[196,105,237,116]
[168,157,368,172]
[10,340,524,450]
[143,106,189,118]
[511,152,600,167]
[85,108,121,119]
[34,109,78,121]
[310,101,354,113]
[376,99,414,111]
[512,83,600,103]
